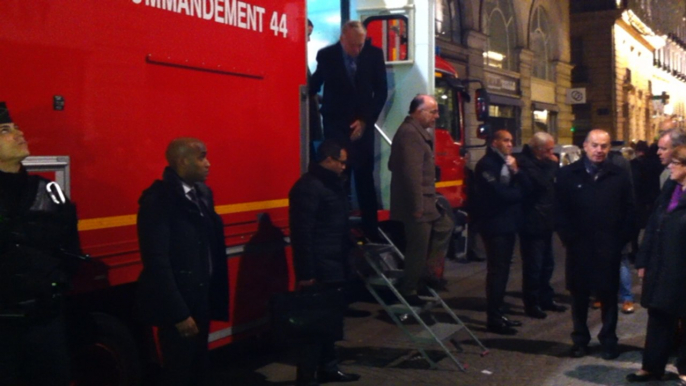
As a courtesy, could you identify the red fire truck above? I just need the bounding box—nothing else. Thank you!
[1,0,486,384]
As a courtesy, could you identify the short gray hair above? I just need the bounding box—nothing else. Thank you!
[529,131,554,149]
[342,20,366,35]
[660,128,686,148]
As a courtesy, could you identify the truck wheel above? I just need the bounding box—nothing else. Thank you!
[70,312,141,386]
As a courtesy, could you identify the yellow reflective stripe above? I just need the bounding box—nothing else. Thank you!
[77,198,290,231]
[435,180,464,188]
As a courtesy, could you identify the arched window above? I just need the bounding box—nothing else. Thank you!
[482,0,517,71]
[450,0,463,43]
[530,6,554,81]
[436,0,451,41]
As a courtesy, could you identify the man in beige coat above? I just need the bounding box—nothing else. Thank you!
[388,95,454,306]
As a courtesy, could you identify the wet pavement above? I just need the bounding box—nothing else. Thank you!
[209,236,682,386]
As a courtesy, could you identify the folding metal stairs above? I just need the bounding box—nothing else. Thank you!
[359,228,489,371]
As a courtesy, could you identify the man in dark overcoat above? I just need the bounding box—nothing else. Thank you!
[388,95,453,305]
[309,20,388,237]
[473,129,530,335]
[516,132,566,319]
[0,102,82,386]
[289,139,360,386]
[556,129,635,360]
[135,138,229,386]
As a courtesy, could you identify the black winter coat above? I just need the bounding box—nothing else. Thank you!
[289,163,351,283]
[134,167,229,326]
[0,168,82,319]
[473,147,531,235]
[635,179,686,317]
[309,41,387,147]
[516,145,558,235]
[555,159,636,292]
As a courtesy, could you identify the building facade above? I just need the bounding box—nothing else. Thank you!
[435,0,573,152]
[570,0,686,145]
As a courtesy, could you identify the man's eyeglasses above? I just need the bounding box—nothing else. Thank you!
[670,160,686,166]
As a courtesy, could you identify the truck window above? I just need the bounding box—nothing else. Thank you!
[435,80,462,142]
[363,15,409,62]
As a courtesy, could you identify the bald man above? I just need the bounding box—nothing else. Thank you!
[134,138,229,386]
[556,129,635,360]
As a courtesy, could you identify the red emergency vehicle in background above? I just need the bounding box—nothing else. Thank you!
[2,0,486,384]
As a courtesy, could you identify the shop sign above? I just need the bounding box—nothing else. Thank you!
[485,72,518,94]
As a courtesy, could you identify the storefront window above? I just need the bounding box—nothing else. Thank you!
[530,7,554,81]
[482,0,517,71]
[489,104,520,144]
[533,109,558,136]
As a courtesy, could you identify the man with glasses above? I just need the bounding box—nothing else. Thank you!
[289,139,360,386]
[388,95,453,306]
[657,128,686,188]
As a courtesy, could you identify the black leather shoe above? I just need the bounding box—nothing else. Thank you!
[525,306,548,319]
[570,345,588,358]
[296,368,319,386]
[541,302,567,312]
[487,323,517,335]
[466,252,485,262]
[422,275,448,291]
[318,370,361,383]
[499,315,522,327]
[625,372,662,382]
[601,346,620,360]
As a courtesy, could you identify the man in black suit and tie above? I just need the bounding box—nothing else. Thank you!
[310,20,388,238]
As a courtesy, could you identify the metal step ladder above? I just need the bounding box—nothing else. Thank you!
[358,229,489,371]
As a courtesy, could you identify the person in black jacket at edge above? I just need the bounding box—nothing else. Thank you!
[626,145,686,385]
[134,137,229,386]
[556,129,635,361]
[289,139,360,386]
[0,101,83,386]
[516,132,567,319]
[473,129,531,335]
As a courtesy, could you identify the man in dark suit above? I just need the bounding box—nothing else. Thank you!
[473,129,530,335]
[135,138,229,386]
[310,20,388,237]
[556,129,635,360]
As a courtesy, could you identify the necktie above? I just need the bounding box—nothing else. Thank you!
[347,57,357,80]
[187,188,204,217]
[187,188,213,274]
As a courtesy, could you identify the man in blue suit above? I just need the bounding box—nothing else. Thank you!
[310,20,388,238]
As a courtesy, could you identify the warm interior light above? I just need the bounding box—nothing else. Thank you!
[483,51,505,62]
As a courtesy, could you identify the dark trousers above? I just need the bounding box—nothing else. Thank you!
[399,211,453,295]
[570,289,618,348]
[295,283,344,381]
[0,315,70,386]
[157,315,211,386]
[520,232,555,308]
[323,118,378,235]
[297,339,338,380]
[482,233,516,324]
[642,308,686,375]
